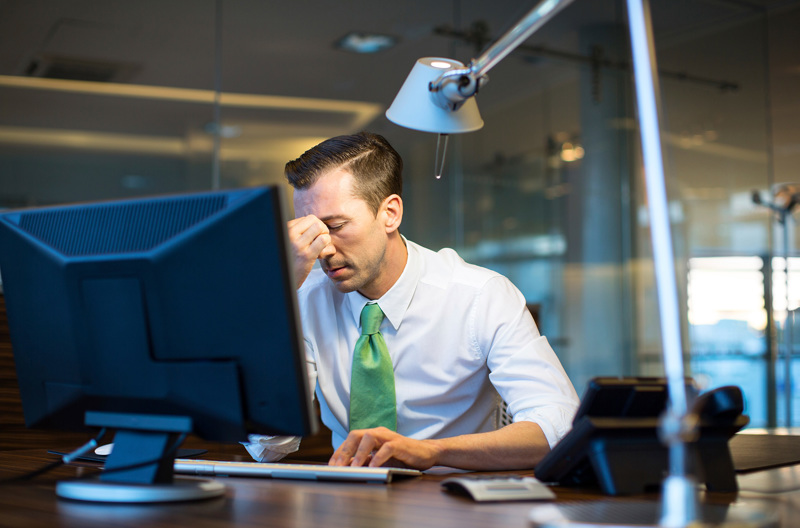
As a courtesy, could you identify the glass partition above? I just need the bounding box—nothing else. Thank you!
[1,0,798,427]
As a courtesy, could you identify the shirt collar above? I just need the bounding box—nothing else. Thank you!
[345,237,420,332]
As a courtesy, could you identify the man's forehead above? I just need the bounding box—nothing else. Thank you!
[292,170,364,217]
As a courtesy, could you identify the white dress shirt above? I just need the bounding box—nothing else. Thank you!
[245,239,578,461]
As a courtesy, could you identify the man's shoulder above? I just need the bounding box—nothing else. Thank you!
[296,267,335,301]
[411,241,503,289]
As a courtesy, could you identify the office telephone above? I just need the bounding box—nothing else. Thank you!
[534,377,748,495]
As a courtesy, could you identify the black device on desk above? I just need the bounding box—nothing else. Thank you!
[0,186,316,502]
[534,377,748,495]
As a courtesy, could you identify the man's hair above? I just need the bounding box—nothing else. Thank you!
[285,131,403,215]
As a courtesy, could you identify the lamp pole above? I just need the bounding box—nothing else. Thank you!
[625,0,697,524]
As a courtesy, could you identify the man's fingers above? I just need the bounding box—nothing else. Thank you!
[367,442,396,468]
[328,446,350,466]
[331,429,437,470]
[287,214,324,230]
[329,431,363,466]
[287,215,335,288]
[350,432,381,467]
[289,215,329,249]
[308,232,332,258]
[329,428,396,467]
[286,215,317,238]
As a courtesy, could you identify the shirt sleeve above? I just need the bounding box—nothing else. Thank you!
[477,276,579,447]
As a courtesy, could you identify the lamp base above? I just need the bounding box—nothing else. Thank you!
[528,500,778,528]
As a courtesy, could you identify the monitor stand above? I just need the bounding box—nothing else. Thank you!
[56,478,225,503]
[56,411,225,503]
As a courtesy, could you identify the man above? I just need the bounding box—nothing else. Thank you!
[247,131,578,470]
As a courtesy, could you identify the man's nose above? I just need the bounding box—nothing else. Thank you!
[319,242,336,260]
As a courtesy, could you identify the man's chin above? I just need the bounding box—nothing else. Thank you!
[324,264,372,294]
[324,270,357,293]
[328,276,360,293]
[331,281,358,294]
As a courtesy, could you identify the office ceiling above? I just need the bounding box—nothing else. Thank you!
[0,0,797,198]
[0,0,614,140]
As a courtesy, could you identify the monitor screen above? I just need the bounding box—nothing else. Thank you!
[0,185,315,501]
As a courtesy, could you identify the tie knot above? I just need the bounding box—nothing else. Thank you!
[360,303,385,335]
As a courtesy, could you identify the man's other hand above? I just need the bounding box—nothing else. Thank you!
[328,427,441,470]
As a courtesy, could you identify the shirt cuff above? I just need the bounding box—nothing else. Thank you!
[512,408,573,448]
[242,435,302,462]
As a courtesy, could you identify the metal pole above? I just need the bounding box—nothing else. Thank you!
[211,0,223,191]
[764,253,778,428]
[625,0,696,525]
[784,211,793,427]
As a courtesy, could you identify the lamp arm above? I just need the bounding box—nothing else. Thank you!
[469,0,576,79]
[429,0,576,108]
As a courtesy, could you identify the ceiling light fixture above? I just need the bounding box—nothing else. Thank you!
[334,32,397,54]
[203,122,242,139]
[0,75,383,131]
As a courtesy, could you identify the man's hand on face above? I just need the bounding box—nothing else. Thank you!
[328,427,442,470]
[287,215,334,288]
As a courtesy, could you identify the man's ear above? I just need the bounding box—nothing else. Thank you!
[380,194,403,234]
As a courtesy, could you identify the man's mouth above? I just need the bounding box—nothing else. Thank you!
[323,262,348,279]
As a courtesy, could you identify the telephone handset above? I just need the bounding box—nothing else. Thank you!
[534,377,748,495]
[694,383,745,423]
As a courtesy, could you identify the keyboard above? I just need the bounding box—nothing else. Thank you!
[174,459,422,483]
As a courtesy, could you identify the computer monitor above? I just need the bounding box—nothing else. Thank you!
[0,185,316,502]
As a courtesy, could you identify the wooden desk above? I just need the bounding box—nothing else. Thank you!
[0,447,796,528]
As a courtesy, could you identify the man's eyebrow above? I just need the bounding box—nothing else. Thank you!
[318,215,348,223]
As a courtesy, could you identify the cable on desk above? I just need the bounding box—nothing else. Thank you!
[0,428,107,484]
[1,430,189,485]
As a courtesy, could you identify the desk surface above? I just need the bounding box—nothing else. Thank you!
[2,444,799,528]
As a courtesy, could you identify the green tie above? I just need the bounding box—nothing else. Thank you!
[349,303,397,431]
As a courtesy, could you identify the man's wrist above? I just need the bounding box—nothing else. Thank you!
[422,438,446,467]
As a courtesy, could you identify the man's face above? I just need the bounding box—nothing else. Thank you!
[293,168,389,296]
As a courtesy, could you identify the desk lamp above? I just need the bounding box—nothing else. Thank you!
[386,0,774,526]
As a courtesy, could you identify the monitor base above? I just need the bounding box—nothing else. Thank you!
[56,478,225,503]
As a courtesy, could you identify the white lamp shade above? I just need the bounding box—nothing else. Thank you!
[386,57,484,134]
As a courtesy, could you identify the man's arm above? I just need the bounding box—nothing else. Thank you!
[329,421,550,470]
